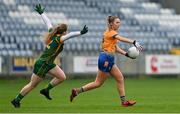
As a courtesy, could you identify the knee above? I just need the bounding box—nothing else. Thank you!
[59,75,66,81]
[56,74,66,81]
[61,75,66,81]
[116,76,124,83]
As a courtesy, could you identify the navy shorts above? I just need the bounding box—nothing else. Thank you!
[98,52,115,72]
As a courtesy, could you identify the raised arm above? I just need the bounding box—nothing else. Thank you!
[35,4,53,32]
[61,25,88,42]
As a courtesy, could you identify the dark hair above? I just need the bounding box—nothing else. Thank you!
[44,23,68,45]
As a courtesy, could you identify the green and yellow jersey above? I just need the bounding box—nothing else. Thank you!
[38,36,63,64]
[33,35,63,77]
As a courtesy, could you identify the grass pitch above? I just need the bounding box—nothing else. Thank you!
[0,76,180,113]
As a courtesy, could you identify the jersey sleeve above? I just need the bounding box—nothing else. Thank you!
[109,30,118,38]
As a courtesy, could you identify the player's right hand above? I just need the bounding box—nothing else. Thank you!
[35,4,45,15]
[80,25,88,34]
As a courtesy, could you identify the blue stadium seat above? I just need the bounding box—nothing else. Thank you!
[0,0,179,56]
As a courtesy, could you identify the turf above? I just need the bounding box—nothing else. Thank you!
[0,77,180,113]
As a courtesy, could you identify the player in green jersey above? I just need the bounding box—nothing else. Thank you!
[11,4,88,108]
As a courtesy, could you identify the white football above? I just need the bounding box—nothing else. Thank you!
[128,46,139,59]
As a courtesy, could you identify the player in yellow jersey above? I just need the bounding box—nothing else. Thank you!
[11,4,88,108]
[70,16,142,107]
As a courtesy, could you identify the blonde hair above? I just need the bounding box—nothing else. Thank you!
[44,23,68,45]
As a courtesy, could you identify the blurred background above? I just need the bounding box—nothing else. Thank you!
[0,0,179,77]
[0,0,180,113]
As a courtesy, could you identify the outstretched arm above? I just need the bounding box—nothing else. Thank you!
[35,4,53,32]
[61,25,88,42]
[114,35,143,51]
[114,35,134,44]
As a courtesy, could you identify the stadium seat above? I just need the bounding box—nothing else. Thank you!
[0,0,180,56]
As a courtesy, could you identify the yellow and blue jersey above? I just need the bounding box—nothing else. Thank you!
[98,29,118,72]
[101,29,118,53]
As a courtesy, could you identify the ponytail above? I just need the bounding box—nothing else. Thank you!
[44,23,68,45]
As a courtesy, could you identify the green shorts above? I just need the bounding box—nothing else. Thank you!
[33,59,56,78]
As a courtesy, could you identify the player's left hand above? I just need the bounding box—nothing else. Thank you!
[133,40,143,51]
[80,25,88,34]
[35,4,45,15]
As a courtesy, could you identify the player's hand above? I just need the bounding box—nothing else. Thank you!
[80,25,88,34]
[125,53,136,59]
[35,4,45,15]
[133,40,143,51]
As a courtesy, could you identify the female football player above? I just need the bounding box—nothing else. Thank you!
[11,4,88,108]
[70,16,142,107]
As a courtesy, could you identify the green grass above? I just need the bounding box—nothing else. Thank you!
[0,77,180,113]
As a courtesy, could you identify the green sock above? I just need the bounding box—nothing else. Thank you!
[15,94,24,102]
[46,83,54,91]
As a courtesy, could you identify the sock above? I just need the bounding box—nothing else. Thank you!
[46,83,54,91]
[120,96,126,102]
[78,87,85,94]
[15,93,24,102]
